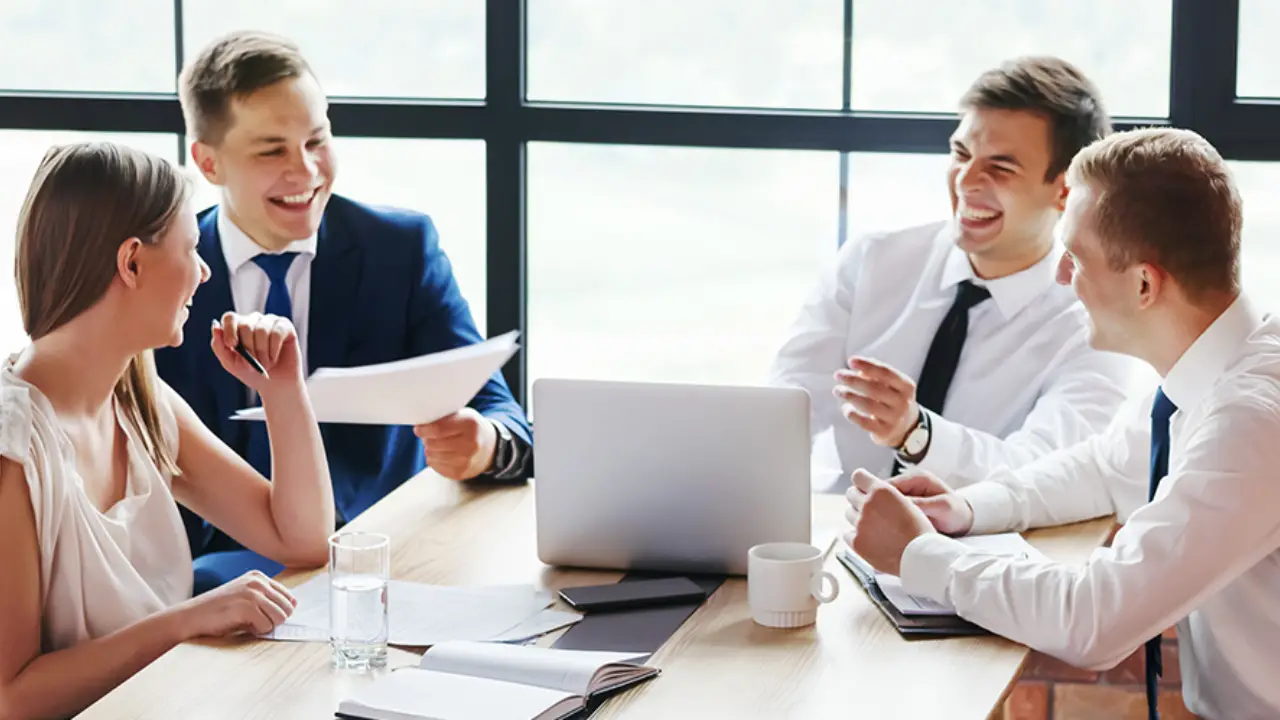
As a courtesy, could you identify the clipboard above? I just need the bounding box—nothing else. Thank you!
[835,549,989,638]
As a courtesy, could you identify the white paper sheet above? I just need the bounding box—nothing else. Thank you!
[231,331,520,425]
[867,532,1046,616]
[264,574,556,646]
[489,610,584,644]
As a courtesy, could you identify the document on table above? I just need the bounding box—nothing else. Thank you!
[262,574,569,646]
[231,331,520,425]
[859,532,1046,616]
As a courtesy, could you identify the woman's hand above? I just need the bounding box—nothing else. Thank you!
[175,571,298,639]
[209,311,304,393]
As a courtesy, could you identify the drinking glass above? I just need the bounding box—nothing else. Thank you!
[329,531,390,670]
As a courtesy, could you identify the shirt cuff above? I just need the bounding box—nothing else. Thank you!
[913,410,962,481]
[957,481,1020,535]
[899,533,968,603]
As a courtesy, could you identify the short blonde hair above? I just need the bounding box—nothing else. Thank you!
[1067,127,1242,302]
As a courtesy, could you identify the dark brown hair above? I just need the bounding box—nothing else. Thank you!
[179,30,313,145]
[961,56,1112,181]
[1068,127,1242,302]
[15,142,191,474]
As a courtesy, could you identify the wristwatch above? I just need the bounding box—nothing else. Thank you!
[896,408,932,466]
[486,419,516,476]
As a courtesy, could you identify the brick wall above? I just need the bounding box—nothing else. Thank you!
[1000,627,1197,720]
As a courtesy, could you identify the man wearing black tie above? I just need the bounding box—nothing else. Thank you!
[769,56,1140,492]
[846,127,1278,719]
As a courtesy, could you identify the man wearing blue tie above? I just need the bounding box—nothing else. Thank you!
[157,31,533,592]
[844,128,1280,719]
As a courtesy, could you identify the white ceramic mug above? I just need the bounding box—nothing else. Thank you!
[747,542,840,628]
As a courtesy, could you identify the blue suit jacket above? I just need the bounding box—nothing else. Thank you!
[156,195,532,555]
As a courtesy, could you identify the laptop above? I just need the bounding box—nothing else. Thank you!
[532,378,811,576]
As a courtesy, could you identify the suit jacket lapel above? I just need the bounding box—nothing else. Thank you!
[308,208,361,373]
[193,208,250,449]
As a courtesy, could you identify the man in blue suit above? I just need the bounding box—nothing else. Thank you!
[158,30,533,592]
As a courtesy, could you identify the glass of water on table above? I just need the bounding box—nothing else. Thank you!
[329,531,390,671]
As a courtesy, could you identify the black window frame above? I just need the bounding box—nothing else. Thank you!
[0,0,1254,405]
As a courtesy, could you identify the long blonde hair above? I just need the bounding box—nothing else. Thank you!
[15,142,190,474]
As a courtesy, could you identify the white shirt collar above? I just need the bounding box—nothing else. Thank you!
[1162,293,1265,413]
[217,208,318,275]
[939,240,1064,321]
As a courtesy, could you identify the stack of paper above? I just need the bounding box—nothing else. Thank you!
[263,574,582,646]
[858,532,1046,616]
[232,331,520,425]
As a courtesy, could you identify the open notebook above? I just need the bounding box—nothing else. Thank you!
[336,641,659,720]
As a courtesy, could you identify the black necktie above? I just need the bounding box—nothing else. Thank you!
[893,280,991,473]
[1145,387,1177,720]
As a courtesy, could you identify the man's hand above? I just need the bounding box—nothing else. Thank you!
[414,409,497,481]
[842,469,936,576]
[834,357,920,448]
[888,470,974,536]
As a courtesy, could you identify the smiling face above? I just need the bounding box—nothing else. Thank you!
[128,201,211,348]
[1055,183,1144,354]
[191,73,335,251]
[947,108,1069,273]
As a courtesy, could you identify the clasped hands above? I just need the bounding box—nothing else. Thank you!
[843,468,974,576]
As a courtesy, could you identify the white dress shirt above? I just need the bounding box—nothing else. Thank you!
[768,221,1139,492]
[218,210,318,376]
[900,295,1280,719]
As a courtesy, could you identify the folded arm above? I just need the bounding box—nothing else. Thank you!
[901,398,1280,669]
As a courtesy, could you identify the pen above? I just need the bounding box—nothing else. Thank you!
[236,343,270,379]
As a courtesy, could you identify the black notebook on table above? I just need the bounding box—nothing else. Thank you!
[836,548,989,638]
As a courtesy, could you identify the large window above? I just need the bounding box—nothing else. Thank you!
[527,144,836,396]
[183,0,485,100]
[0,3,176,92]
[527,0,844,109]
[850,0,1172,118]
[0,0,1265,405]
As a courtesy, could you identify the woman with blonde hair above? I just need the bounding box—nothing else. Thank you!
[0,141,334,718]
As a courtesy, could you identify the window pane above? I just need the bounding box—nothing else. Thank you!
[182,0,484,99]
[528,0,844,109]
[0,3,174,92]
[1238,0,1280,97]
[846,153,952,241]
[1229,162,1280,312]
[528,143,838,406]
[0,132,178,352]
[851,0,1171,118]
[188,138,487,335]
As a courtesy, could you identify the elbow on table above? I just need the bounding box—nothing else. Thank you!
[1050,636,1136,674]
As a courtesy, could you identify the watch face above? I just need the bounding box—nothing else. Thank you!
[905,427,928,455]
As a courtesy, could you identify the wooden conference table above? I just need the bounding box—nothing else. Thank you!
[79,471,1113,719]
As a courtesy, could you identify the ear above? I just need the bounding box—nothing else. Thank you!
[1051,174,1069,212]
[1135,262,1163,310]
[191,140,223,185]
[116,238,144,288]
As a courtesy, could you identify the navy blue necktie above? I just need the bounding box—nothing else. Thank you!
[1145,386,1177,720]
[244,252,298,477]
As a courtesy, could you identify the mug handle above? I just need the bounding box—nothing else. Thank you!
[809,570,840,604]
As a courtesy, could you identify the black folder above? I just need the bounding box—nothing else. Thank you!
[835,549,989,638]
